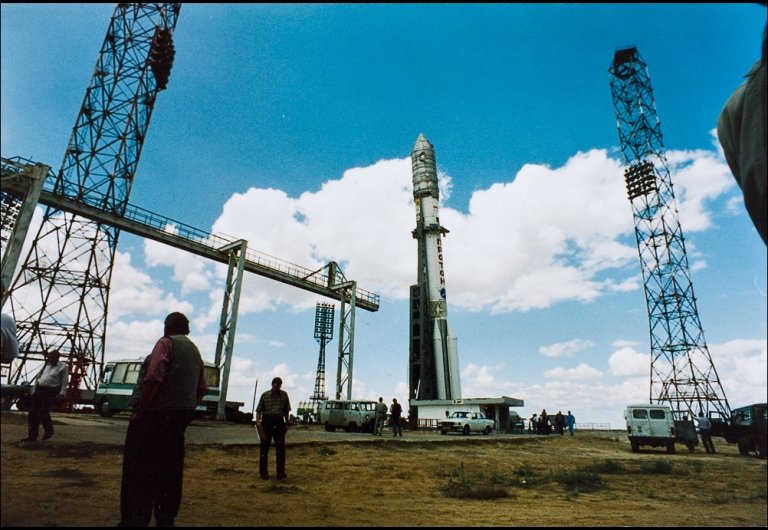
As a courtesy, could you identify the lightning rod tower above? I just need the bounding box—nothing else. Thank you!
[608,46,731,420]
[1,4,181,409]
[309,302,334,412]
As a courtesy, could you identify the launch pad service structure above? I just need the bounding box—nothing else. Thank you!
[407,134,523,431]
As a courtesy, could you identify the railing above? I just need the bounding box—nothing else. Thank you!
[1,156,380,310]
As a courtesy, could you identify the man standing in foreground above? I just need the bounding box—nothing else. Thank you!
[118,312,206,527]
[22,349,68,442]
[256,377,291,479]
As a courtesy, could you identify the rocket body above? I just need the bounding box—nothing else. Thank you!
[410,134,461,400]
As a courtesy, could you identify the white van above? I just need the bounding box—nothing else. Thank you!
[624,404,676,453]
[318,399,378,433]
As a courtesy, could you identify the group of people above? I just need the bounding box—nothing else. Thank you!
[373,396,403,436]
[529,409,576,436]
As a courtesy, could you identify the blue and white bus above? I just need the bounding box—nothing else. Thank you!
[93,358,235,417]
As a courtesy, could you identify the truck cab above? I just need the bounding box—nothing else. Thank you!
[712,403,767,458]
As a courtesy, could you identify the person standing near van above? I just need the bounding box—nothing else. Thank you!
[118,312,207,527]
[256,376,291,479]
[695,412,716,454]
[390,397,403,437]
[373,396,388,436]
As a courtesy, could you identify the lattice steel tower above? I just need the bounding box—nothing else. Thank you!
[309,302,334,410]
[608,46,730,419]
[2,4,181,408]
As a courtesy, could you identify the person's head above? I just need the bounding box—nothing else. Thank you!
[271,377,282,388]
[45,349,60,364]
[378,396,383,403]
[392,398,397,403]
[164,312,190,336]
[699,411,705,418]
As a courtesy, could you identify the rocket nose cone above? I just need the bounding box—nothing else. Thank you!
[412,133,433,153]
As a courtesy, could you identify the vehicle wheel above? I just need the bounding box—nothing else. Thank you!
[324,423,335,432]
[483,426,492,435]
[686,442,695,453]
[97,399,114,417]
[440,429,447,435]
[630,440,639,453]
[737,440,750,456]
[666,441,676,454]
[462,425,470,436]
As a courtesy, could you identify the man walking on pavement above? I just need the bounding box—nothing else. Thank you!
[22,349,69,442]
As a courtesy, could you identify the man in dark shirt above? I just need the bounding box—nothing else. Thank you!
[118,312,206,527]
[256,376,291,479]
[390,397,403,437]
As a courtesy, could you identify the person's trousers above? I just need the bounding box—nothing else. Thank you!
[119,410,194,527]
[259,416,286,477]
[27,387,58,439]
[700,430,716,454]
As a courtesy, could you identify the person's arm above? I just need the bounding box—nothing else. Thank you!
[56,363,69,400]
[283,393,291,429]
[195,367,207,403]
[131,338,172,418]
[255,395,263,426]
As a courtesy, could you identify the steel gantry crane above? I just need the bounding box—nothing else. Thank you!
[1,4,380,414]
[1,4,181,409]
[608,46,731,420]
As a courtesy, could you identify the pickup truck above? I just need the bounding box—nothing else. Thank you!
[438,411,494,435]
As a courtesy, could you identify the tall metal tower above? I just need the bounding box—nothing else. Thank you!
[309,302,334,412]
[2,4,181,408]
[608,46,731,419]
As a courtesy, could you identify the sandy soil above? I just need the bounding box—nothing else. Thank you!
[1,411,766,527]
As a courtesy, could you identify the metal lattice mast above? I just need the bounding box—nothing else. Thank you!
[309,302,334,411]
[608,46,731,419]
[4,4,181,408]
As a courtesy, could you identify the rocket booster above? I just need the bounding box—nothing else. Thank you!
[411,133,461,400]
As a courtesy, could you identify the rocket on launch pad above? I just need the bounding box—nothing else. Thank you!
[409,133,462,402]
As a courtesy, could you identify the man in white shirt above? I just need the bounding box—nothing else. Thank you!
[22,349,69,442]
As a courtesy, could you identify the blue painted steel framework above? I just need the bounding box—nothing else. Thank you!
[608,47,730,419]
[5,4,181,407]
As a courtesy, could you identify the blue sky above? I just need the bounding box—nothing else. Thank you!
[2,3,766,428]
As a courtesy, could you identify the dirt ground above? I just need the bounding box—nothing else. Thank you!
[1,411,766,527]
